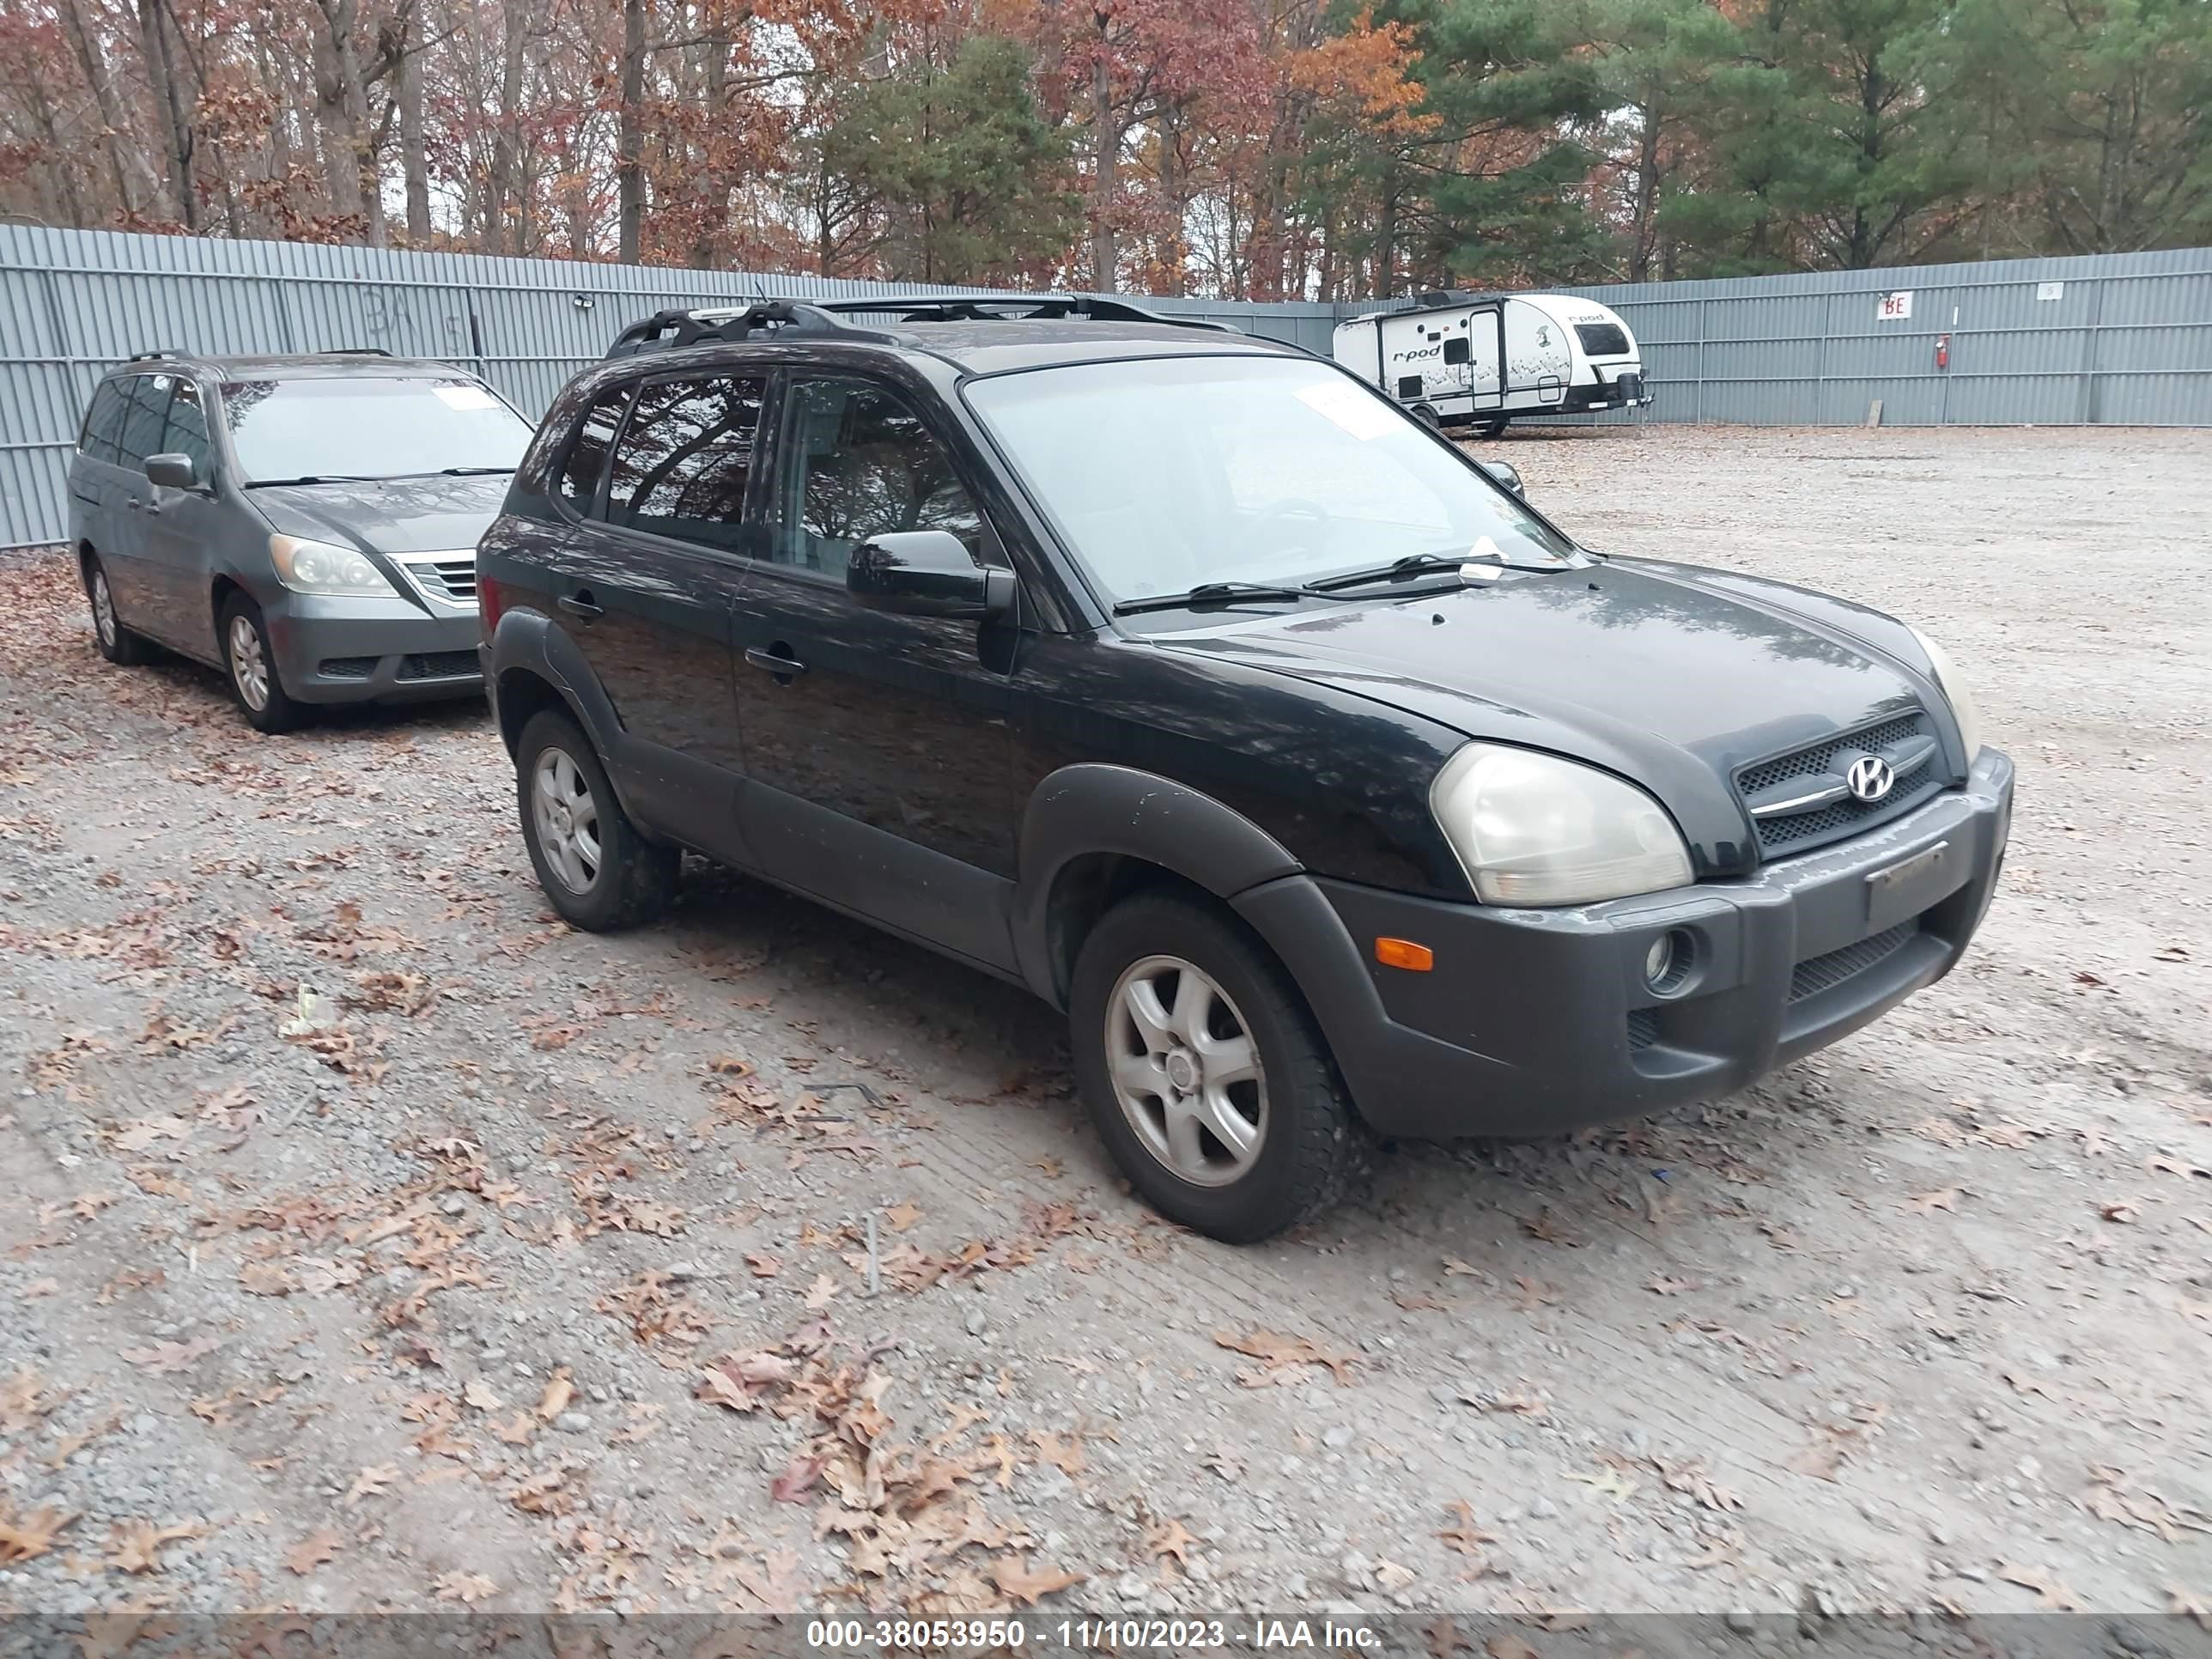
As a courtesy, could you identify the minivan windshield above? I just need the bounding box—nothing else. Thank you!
[964,356,1581,605]
[222,375,533,483]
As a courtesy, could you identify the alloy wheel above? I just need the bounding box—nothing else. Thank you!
[91,569,118,647]
[228,614,269,710]
[1105,954,1267,1187]
[532,746,603,894]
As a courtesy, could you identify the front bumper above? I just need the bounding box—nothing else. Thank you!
[1237,749,2013,1139]
[264,593,484,704]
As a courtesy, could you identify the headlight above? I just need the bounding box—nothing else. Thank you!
[1431,743,1694,906]
[1907,626,1983,761]
[269,534,398,598]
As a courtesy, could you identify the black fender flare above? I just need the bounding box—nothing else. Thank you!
[486,608,635,801]
[1010,763,1302,1004]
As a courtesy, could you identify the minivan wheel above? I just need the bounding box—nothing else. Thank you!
[1070,891,1361,1243]
[219,595,307,732]
[516,709,677,932]
[83,555,151,665]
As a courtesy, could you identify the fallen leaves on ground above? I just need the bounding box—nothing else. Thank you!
[1905,1187,1963,1214]
[1144,1516,1196,1569]
[1437,1500,1498,1555]
[2163,1584,2211,1629]
[434,1570,501,1603]
[1,1369,64,1433]
[106,1518,203,1573]
[0,1503,76,1564]
[1997,1562,2082,1610]
[119,1337,220,1373]
[989,1556,1084,1606]
[284,1529,341,1575]
[1212,1328,1358,1387]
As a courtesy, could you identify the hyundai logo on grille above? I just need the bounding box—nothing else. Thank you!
[1845,754,1896,802]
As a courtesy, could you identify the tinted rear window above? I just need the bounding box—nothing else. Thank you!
[604,375,766,551]
[1575,322,1631,357]
[80,381,128,463]
[559,388,632,514]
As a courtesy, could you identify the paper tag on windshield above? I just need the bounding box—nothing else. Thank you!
[433,385,498,411]
[1295,380,1396,441]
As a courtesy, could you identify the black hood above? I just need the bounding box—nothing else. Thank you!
[247,472,508,556]
[1152,556,1949,873]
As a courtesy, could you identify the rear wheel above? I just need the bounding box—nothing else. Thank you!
[220,593,307,732]
[1070,891,1362,1243]
[82,553,151,665]
[516,709,677,931]
[1411,403,1442,429]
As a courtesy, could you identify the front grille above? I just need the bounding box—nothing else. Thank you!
[1789,921,1918,1002]
[1740,711,1944,858]
[397,650,480,682]
[318,656,376,680]
[397,553,478,605]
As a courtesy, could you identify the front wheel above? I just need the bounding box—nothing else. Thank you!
[220,594,307,732]
[515,709,677,931]
[1069,891,1362,1243]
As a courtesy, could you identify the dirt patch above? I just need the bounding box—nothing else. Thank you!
[2,425,2208,1623]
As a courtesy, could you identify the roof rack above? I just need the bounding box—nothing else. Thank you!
[328,347,392,356]
[126,349,178,362]
[604,300,911,358]
[808,294,1236,332]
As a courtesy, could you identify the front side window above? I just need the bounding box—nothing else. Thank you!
[772,377,983,576]
[80,380,129,463]
[559,386,631,514]
[161,380,213,480]
[114,374,173,470]
[965,356,1577,605]
[604,374,766,551]
[221,374,532,484]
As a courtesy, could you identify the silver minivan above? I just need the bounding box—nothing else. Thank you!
[70,351,535,731]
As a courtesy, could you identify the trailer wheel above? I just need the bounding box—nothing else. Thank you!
[1473,415,1510,440]
[1410,404,1442,429]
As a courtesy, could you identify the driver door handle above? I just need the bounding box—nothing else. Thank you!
[744,646,806,679]
[559,590,604,620]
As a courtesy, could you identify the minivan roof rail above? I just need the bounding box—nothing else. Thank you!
[126,349,178,362]
[328,347,392,356]
[605,300,913,358]
[805,294,1237,332]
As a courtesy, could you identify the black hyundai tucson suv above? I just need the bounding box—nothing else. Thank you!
[478,295,2013,1243]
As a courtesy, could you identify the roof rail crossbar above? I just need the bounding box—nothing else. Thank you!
[603,300,909,358]
[807,294,1236,333]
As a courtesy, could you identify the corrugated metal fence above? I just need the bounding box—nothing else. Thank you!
[3,224,2208,548]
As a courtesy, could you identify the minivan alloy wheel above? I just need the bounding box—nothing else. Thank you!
[91,569,118,647]
[227,614,270,710]
[532,746,603,893]
[1107,954,1267,1187]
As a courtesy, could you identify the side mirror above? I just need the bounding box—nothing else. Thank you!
[847,530,1014,619]
[144,453,198,490]
[1480,460,1525,498]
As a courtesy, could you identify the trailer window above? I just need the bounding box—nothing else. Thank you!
[1575,322,1631,357]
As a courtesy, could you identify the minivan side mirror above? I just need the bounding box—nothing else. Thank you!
[1480,459,1525,498]
[144,453,199,490]
[847,530,1014,619]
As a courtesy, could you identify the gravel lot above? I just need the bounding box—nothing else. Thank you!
[2,423,2209,1631]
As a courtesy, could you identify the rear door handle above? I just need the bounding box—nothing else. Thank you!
[559,591,604,620]
[744,646,806,679]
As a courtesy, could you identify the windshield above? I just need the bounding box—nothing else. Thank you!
[221,375,533,483]
[964,356,1579,604]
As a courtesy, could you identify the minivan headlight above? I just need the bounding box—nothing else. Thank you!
[1431,743,1694,907]
[1907,626,1983,761]
[269,534,398,598]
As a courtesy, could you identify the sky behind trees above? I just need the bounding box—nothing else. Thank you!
[3,0,2207,298]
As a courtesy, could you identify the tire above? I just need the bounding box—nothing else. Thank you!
[219,593,308,733]
[82,552,152,665]
[1473,415,1510,440]
[1411,404,1442,429]
[1070,890,1363,1243]
[516,708,677,931]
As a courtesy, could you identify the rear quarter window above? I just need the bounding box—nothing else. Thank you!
[79,380,129,463]
[557,386,633,515]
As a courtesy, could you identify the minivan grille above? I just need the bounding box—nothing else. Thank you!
[397,650,480,682]
[1789,921,1920,1002]
[396,552,478,605]
[1738,711,1945,859]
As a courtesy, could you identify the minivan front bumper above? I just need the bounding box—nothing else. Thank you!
[263,592,484,704]
[1236,748,2013,1139]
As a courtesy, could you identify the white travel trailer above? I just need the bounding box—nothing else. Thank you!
[1331,290,1650,435]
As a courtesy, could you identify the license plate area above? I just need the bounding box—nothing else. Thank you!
[1865,839,1952,931]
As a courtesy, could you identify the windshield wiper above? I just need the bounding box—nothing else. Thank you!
[241,474,379,488]
[1112,582,1313,617]
[1306,550,1567,592]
